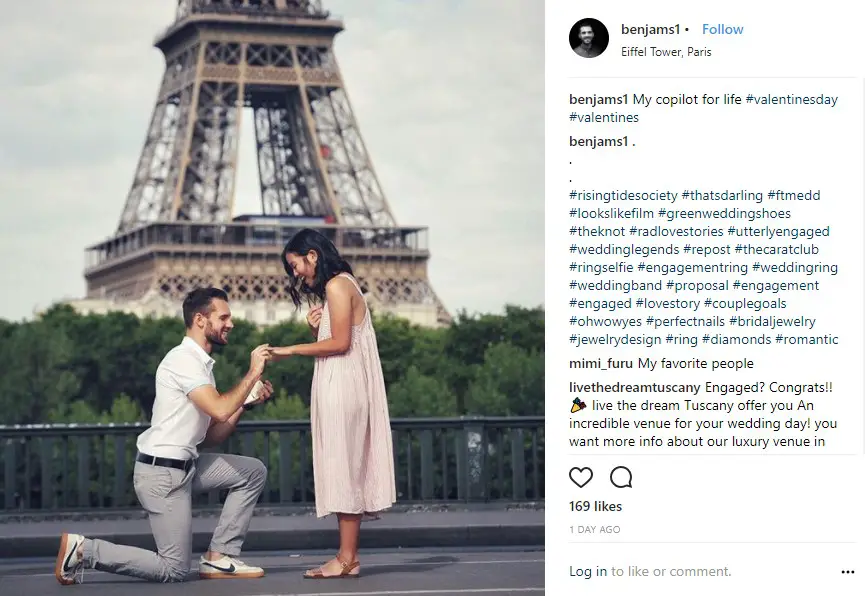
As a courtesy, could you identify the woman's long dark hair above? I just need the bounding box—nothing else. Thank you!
[281,228,353,308]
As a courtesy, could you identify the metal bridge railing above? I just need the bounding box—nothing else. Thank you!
[0,417,544,512]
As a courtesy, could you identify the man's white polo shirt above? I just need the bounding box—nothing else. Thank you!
[136,336,215,460]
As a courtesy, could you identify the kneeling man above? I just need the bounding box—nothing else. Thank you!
[55,288,274,584]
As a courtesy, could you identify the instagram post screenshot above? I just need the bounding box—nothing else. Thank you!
[547,0,865,594]
[0,1,545,595]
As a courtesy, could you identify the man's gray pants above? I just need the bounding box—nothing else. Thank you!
[81,453,267,582]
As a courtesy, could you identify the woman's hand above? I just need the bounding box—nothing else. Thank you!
[307,305,323,333]
[269,345,296,360]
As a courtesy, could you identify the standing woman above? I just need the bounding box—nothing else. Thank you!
[271,228,396,579]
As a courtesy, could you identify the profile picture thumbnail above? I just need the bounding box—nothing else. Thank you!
[570,18,609,58]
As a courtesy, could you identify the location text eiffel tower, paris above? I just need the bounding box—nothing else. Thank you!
[77,0,450,327]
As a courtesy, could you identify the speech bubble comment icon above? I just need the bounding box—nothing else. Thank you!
[610,466,633,488]
[569,466,593,488]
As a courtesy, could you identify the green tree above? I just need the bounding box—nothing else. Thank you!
[0,320,82,424]
[386,365,458,417]
[0,303,544,425]
[464,342,544,416]
[443,305,544,413]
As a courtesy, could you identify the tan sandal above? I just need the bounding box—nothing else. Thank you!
[303,556,360,579]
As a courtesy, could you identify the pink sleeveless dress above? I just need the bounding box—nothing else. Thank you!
[309,273,397,518]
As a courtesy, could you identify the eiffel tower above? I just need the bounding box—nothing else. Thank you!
[74,0,450,327]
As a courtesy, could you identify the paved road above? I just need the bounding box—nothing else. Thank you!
[0,546,544,595]
[0,509,544,558]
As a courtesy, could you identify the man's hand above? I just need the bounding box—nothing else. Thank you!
[249,343,271,376]
[307,305,323,331]
[251,380,274,405]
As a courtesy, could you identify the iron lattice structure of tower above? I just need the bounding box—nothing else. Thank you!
[78,0,449,327]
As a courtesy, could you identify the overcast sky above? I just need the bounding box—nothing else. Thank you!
[0,0,543,323]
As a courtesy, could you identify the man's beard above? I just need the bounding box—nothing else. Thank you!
[205,322,228,346]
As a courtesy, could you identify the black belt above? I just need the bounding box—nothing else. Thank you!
[136,451,194,472]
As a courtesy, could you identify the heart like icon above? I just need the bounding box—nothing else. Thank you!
[568,466,593,488]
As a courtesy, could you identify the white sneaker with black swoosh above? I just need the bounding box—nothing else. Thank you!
[199,554,264,579]
[55,533,86,585]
